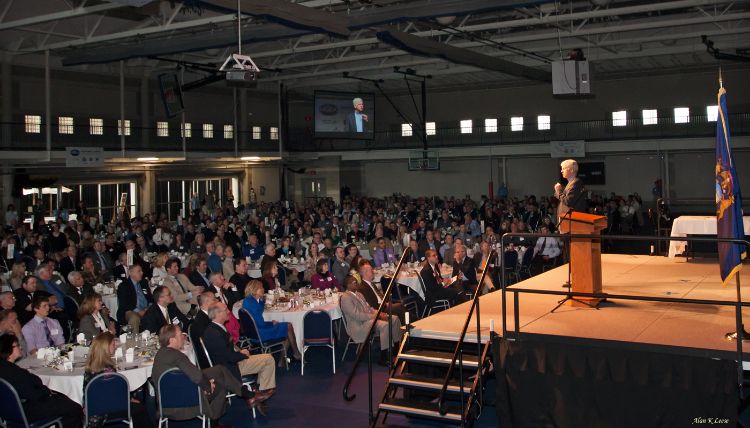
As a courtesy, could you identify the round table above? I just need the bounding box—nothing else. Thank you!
[16,342,195,405]
[374,268,424,300]
[17,357,152,405]
[262,301,342,354]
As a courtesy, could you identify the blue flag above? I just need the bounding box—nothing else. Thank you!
[715,85,745,286]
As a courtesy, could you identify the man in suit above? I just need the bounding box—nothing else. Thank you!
[203,302,277,395]
[57,245,79,280]
[140,286,190,334]
[0,333,83,428]
[189,257,213,290]
[344,97,369,133]
[66,271,94,306]
[88,240,113,281]
[163,257,202,316]
[190,291,217,369]
[273,217,292,239]
[228,258,252,296]
[111,253,130,282]
[418,230,441,262]
[554,159,588,222]
[452,245,478,295]
[152,325,264,424]
[347,259,405,324]
[14,276,50,325]
[340,275,402,366]
[116,264,154,333]
[420,249,461,308]
[208,272,242,308]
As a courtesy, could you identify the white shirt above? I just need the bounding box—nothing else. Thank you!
[93,312,108,332]
[533,236,561,258]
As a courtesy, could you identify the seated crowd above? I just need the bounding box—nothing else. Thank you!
[0,189,646,426]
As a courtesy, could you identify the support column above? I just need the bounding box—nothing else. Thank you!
[0,167,13,225]
[140,76,150,150]
[140,168,156,215]
[240,165,252,205]
[1,57,11,148]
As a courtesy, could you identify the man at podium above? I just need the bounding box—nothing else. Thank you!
[554,159,588,222]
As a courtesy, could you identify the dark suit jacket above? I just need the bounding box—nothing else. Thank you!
[420,263,444,304]
[112,265,128,282]
[345,111,369,133]
[190,310,211,369]
[0,359,54,406]
[140,302,190,334]
[13,289,51,325]
[452,257,478,285]
[58,257,79,279]
[556,177,587,220]
[189,270,212,289]
[66,285,94,306]
[115,278,154,324]
[203,322,246,381]
[87,251,113,279]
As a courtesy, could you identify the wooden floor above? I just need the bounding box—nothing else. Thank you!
[410,254,750,355]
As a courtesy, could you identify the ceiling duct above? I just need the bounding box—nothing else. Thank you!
[376,30,551,82]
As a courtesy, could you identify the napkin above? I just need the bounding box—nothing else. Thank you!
[63,359,73,371]
[125,348,134,363]
[37,347,48,359]
[119,333,127,343]
[141,331,150,340]
[114,347,123,359]
[115,279,122,287]
[76,333,86,345]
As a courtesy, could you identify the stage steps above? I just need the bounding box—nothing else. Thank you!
[373,333,492,427]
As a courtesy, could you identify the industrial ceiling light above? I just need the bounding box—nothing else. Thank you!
[137,157,160,161]
[241,156,261,161]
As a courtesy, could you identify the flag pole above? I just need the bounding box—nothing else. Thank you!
[719,66,723,89]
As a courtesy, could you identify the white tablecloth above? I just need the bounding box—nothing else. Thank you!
[102,293,118,318]
[18,358,151,405]
[17,343,195,405]
[668,215,750,257]
[374,268,423,300]
[262,302,341,354]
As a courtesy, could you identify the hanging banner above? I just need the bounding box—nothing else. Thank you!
[550,140,585,158]
[66,147,104,167]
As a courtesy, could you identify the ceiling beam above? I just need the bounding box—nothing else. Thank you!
[0,2,128,31]
[258,12,750,79]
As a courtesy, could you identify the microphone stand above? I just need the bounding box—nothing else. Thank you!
[551,181,598,312]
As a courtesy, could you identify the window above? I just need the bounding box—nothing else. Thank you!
[674,107,690,124]
[707,105,719,122]
[58,117,74,134]
[117,119,131,136]
[157,121,169,137]
[252,126,261,140]
[426,122,436,136]
[460,119,472,134]
[537,115,551,130]
[270,127,279,140]
[401,123,413,137]
[181,122,192,138]
[612,110,627,127]
[510,117,524,132]
[203,123,214,138]
[484,118,497,133]
[24,115,41,133]
[642,109,658,126]
[89,118,103,135]
[223,124,233,139]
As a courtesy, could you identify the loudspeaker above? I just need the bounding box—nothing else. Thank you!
[552,60,591,96]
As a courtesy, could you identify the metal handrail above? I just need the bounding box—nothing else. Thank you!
[437,250,497,416]
[499,232,750,400]
[342,247,410,415]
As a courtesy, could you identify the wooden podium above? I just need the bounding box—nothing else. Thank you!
[558,211,607,307]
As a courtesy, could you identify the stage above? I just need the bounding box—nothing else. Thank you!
[410,254,749,356]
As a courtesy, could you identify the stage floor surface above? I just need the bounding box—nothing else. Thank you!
[410,254,749,356]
